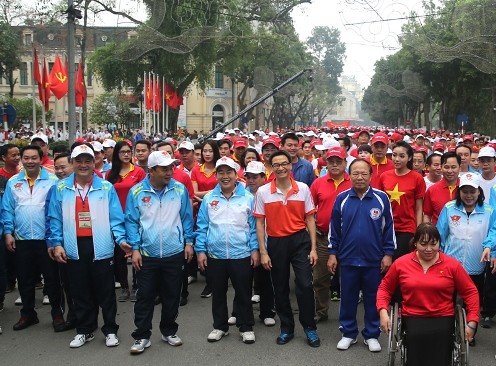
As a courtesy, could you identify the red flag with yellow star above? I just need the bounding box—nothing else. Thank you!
[49,55,68,99]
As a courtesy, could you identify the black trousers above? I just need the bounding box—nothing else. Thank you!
[482,263,496,318]
[67,238,118,336]
[58,262,76,323]
[15,240,63,319]
[114,244,128,289]
[267,230,316,334]
[0,238,6,302]
[132,253,184,340]
[209,257,254,332]
[403,316,454,366]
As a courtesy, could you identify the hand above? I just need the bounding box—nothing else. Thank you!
[53,246,67,264]
[47,247,56,261]
[327,255,337,275]
[184,244,194,263]
[197,253,208,271]
[251,251,260,267]
[120,242,132,258]
[481,248,491,263]
[379,309,391,334]
[465,322,476,342]
[491,258,496,274]
[309,249,318,268]
[5,234,15,252]
[381,255,392,274]
[260,252,272,270]
[132,250,142,271]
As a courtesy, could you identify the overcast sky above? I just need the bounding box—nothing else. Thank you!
[291,0,422,89]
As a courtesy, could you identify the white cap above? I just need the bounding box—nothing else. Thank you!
[459,173,480,188]
[268,131,278,136]
[244,161,265,175]
[71,145,95,159]
[178,141,194,151]
[90,141,103,152]
[215,156,240,172]
[215,132,225,140]
[315,138,340,151]
[248,134,256,140]
[387,148,393,154]
[102,139,116,148]
[478,146,495,158]
[31,133,48,144]
[147,151,178,168]
[403,135,411,143]
[305,131,317,137]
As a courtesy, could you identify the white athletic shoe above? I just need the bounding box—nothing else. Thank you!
[337,336,357,350]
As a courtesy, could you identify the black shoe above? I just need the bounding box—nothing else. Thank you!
[64,320,76,330]
[276,332,294,345]
[469,338,476,347]
[481,316,492,329]
[154,296,161,305]
[180,297,188,306]
[0,302,3,312]
[201,285,212,298]
[52,315,69,333]
[5,284,15,293]
[13,316,39,331]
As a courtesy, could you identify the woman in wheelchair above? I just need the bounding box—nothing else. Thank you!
[377,223,479,366]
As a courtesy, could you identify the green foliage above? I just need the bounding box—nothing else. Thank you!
[88,93,137,130]
[0,22,21,97]
[8,97,52,125]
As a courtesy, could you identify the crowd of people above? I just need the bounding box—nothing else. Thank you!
[0,125,494,364]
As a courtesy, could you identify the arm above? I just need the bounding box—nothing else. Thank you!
[46,184,66,263]
[194,196,209,271]
[453,261,480,337]
[423,189,433,223]
[179,187,195,262]
[2,180,15,249]
[108,185,130,253]
[415,198,424,227]
[305,214,318,268]
[381,195,395,273]
[256,217,270,270]
[436,206,449,252]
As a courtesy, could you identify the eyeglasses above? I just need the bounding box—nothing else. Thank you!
[272,162,291,169]
[350,172,370,178]
[119,150,132,155]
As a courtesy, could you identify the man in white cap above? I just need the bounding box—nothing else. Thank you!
[177,140,197,177]
[2,144,63,332]
[48,144,130,348]
[90,141,111,175]
[195,157,259,344]
[30,132,54,173]
[102,139,116,164]
[125,151,194,354]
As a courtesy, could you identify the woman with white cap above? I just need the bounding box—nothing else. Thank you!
[437,172,496,346]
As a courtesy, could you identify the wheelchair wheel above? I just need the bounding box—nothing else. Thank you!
[452,305,469,366]
[387,303,400,366]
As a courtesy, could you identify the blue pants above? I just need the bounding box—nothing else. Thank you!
[339,265,381,340]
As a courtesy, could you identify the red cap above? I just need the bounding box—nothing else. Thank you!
[352,132,360,139]
[350,148,359,158]
[433,142,445,152]
[325,147,346,160]
[390,133,403,142]
[371,132,389,145]
[358,130,370,136]
[262,138,279,149]
[447,146,457,152]
[233,138,247,149]
[463,135,474,142]
[415,146,428,154]
[310,139,322,148]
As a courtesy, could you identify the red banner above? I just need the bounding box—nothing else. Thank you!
[327,121,350,128]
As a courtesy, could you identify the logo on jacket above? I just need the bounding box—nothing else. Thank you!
[450,215,461,226]
[370,208,382,220]
[210,200,220,211]
[14,182,23,191]
[142,196,152,207]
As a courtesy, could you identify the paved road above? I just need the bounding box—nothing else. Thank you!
[1,276,495,366]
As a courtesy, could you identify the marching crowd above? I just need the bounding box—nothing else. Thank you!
[0,126,494,364]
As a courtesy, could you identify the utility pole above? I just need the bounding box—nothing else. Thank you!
[66,2,82,144]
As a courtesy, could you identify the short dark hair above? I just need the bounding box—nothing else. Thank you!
[156,141,174,151]
[217,139,232,148]
[135,140,152,149]
[54,152,71,163]
[240,148,261,168]
[357,144,372,154]
[281,133,299,146]
[338,136,351,150]
[269,150,291,165]
[441,152,461,166]
[20,144,43,159]
[410,223,441,250]
[194,143,202,150]
[426,152,442,166]
[302,139,312,148]
[455,144,472,155]
[52,144,69,155]
[0,143,18,158]
[349,158,373,174]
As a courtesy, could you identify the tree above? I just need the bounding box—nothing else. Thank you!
[88,93,136,131]
[9,97,52,126]
[0,22,21,98]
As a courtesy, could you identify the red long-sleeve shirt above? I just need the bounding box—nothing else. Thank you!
[377,251,480,324]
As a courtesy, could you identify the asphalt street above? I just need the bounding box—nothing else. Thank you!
[0,275,495,366]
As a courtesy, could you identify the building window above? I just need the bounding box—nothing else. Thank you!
[215,66,223,88]
[20,62,28,85]
[87,67,92,87]
[24,33,32,45]
[48,62,54,73]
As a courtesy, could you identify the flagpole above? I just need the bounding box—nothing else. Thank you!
[40,48,46,131]
[54,99,58,141]
[142,70,146,134]
[31,46,37,131]
[162,75,165,135]
[62,96,67,139]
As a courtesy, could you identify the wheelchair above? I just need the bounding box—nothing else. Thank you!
[387,303,468,366]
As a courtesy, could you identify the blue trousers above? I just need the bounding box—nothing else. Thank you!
[339,265,381,340]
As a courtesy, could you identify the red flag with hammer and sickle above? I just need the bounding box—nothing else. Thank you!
[49,55,68,99]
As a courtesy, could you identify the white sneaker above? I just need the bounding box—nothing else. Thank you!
[187,276,197,284]
[337,336,357,350]
[114,282,121,289]
[130,339,151,354]
[207,329,228,342]
[105,333,119,347]
[70,333,94,348]
[228,316,237,325]
[364,338,381,352]
[162,334,183,346]
[42,295,50,305]
[263,317,276,326]
[241,331,256,344]
[0,325,2,334]
[14,296,22,305]
[251,294,260,303]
